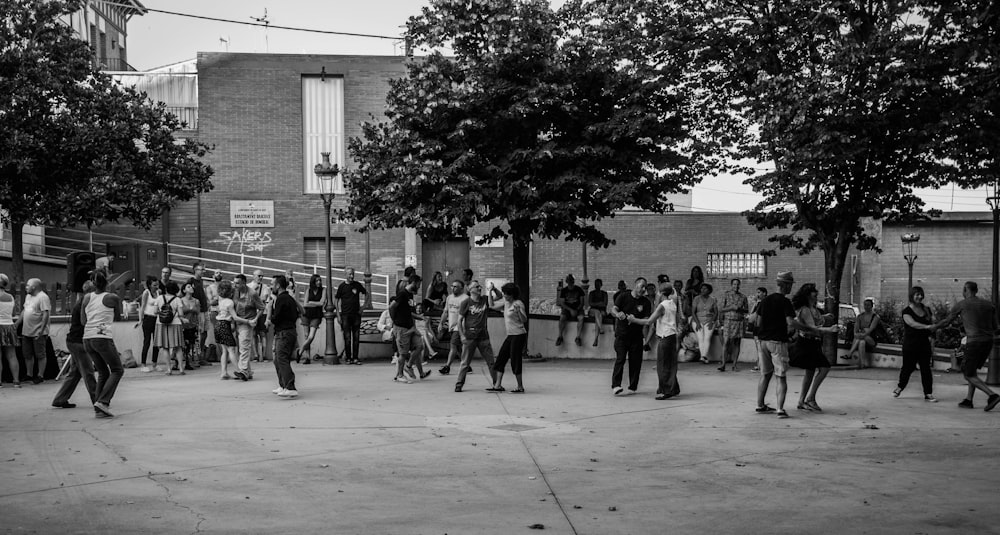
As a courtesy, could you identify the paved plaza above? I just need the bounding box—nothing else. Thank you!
[1,358,999,534]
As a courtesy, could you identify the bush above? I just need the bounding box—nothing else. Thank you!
[873,297,903,345]
[874,296,964,350]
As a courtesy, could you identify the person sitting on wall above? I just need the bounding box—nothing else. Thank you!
[847,298,881,369]
[555,274,586,347]
[588,278,608,347]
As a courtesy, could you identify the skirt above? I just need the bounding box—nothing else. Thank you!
[153,322,184,349]
[215,320,237,347]
[723,317,745,339]
[789,337,830,369]
[0,324,17,347]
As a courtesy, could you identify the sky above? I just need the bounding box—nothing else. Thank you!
[124,0,992,213]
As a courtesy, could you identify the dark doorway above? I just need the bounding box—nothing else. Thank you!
[421,239,470,290]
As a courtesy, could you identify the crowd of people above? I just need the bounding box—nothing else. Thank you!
[0,261,997,420]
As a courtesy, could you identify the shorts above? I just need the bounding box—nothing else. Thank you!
[561,308,582,321]
[758,340,789,378]
[393,325,419,356]
[450,330,462,353]
[962,339,993,377]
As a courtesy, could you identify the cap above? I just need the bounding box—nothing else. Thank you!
[775,271,794,284]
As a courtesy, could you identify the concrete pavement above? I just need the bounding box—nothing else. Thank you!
[1,358,999,534]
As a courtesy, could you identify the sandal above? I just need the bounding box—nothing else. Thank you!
[510,388,525,393]
[574,337,582,346]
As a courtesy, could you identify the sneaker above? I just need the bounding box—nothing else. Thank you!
[95,412,113,419]
[454,384,463,392]
[420,370,432,379]
[985,394,1000,412]
[624,389,637,396]
[612,386,624,396]
[278,389,298,398]
[13,383,21,388]
[221,375,231,380]
[234,371,246,381]
[391,355,399,365]
[272,387,283,394]
[93,402,114,417]
[924,394,938,403]
[439,366,450,375]
[393,376,412,384]
[958,399,974,409]
[892,387,902,398]
[755,405,776,413]
[140,366,151,373]
[776,410,789,419]
[352,360,363,365]
[32,377,43,385]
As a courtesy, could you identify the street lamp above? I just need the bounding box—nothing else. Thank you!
[986,179,1000,385]
[363,224,373,310]
[901,232,920,292]
[314,152,341,365]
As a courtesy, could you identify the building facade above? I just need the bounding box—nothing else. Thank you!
[61,0,146,71]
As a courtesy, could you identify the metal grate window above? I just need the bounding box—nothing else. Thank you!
[304,237,345,269]
[706,253,767,278]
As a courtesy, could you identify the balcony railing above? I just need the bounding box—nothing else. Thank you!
[96,57,137,72]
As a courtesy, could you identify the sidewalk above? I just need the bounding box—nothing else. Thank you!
[1,359,998,534]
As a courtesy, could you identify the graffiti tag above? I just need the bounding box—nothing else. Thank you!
[212,229,274,253]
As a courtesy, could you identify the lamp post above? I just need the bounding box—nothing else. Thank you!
[363,225,373,310]
[314,152,341,365]
[901,232,920,292]
[986,179,1000,385]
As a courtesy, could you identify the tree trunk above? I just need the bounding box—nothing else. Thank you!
[822,235,851,365]
[512,233,531,325]
[11,221,25,286]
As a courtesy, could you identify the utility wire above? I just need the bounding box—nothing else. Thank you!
[101,1,400,40]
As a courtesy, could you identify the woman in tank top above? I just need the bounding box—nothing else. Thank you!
[299,274,325,362]
[82,271,124,418]
[0,274,21,387]
[138,276,161,372]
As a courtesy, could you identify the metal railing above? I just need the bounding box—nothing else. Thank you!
[40,227,392,309]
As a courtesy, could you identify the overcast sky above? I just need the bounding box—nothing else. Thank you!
[125,0,991,213]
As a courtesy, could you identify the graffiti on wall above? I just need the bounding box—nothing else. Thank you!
[211,229,274,253]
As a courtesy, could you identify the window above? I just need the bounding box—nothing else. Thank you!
[706,253,766,278]
[302,76,345,194]
[304,237,346,269]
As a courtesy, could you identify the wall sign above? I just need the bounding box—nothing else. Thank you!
[230,200,274,227]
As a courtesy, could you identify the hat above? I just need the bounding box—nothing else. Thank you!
[775,271,794,284]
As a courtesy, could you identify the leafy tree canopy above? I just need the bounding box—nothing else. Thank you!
[1,0,213,280]
[347,0,727,250]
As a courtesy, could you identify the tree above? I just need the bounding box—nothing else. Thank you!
[677,0,980,355]
[347,0,722,306]
[0,0,213,283]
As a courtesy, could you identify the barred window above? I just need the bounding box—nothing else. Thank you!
[304,237,346,269]
[706,253,766,278]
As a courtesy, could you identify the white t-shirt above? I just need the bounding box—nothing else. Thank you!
[655,299,681,338]
[22,291,51,337]
[444,293,469,332]
[216,298,235,322]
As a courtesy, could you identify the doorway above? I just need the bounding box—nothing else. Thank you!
[421,239,470,290]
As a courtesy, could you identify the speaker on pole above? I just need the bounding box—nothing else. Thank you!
[66,252,96,292]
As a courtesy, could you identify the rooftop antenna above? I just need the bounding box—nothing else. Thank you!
[219,36,229,52]
[250,8,270,52]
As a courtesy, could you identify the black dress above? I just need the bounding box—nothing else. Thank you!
[898,305,934,394]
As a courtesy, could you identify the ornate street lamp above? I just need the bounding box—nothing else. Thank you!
[986,179,1000,385]
[901,232,920,292]
[314,152,341,365]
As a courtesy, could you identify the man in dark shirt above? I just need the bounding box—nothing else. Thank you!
[556,274,587,347]
[937,281,1000,411]
[187,262,210,365]
[755,271,798,418]
[390,274,422,383]
[454,280,497,392]
[612,277,651,395]
[268,275,300,398]
[335,268,368,365]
